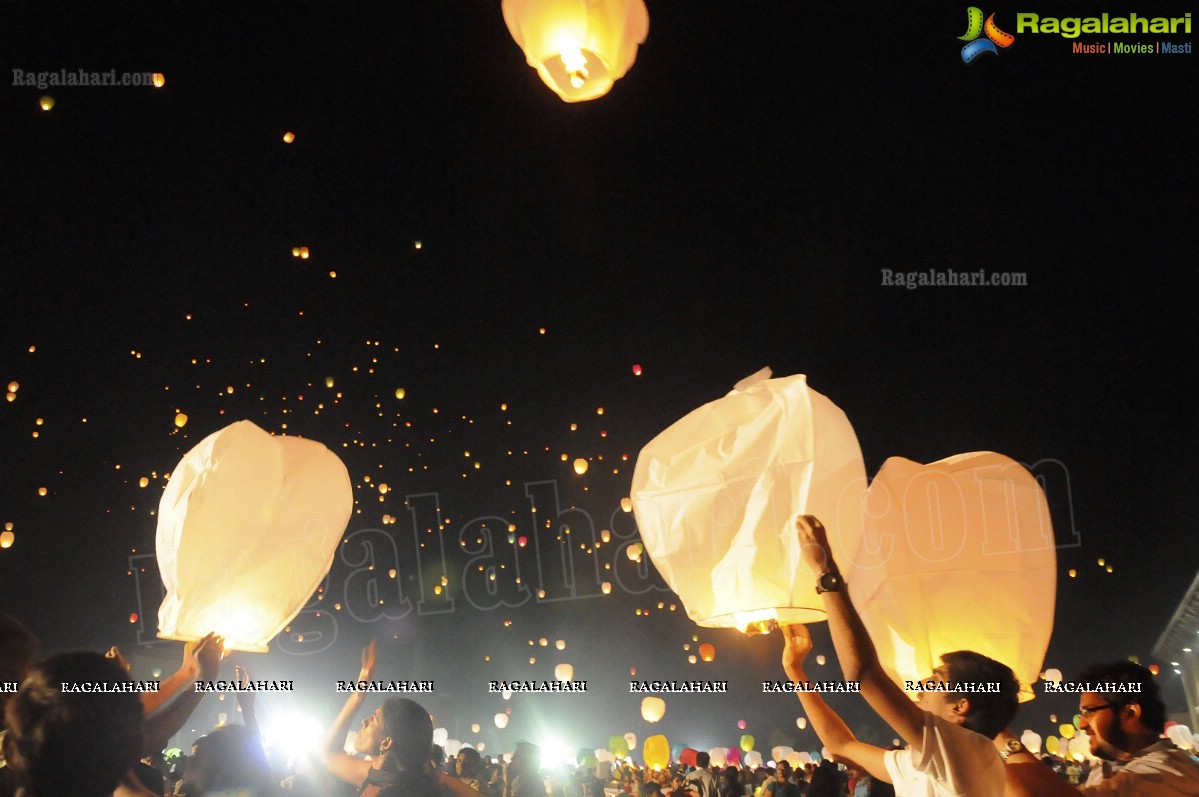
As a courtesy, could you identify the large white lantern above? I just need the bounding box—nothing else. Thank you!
[851,452,1056,700]
[156,420,352,652]
[502,0,649,102]
[631,369,867,632]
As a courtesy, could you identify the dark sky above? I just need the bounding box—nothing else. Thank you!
[2,0,1195,767]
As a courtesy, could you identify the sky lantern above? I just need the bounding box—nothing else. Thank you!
[155,420,352,652]
[282,131,295,143]
[151,73,166,88]
[174,412,188,428]
[699,643,715,662]
[609,735,629,758]
[573,457,589,475]
[796,717,807,730]
[643,734,669,769]
[1045,736,1060,755]
[495,713,508,729]
[851,452,1056,700]
[395,388,406,399]
[0,531,14,549]
[708,748,727,767]
[624,732,637,751]
[1021,730,1042,755]
[743,751,762,769]
[39,96,54,111]
[631,369,867,633]
[640,696,665,723]
[632,364,642,376]
[501,0,649,103]
[737,719,747,730]
[554,662,574,681]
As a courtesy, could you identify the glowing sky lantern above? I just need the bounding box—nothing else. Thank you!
[851,452,1056,700]
[573,457,589,475]
[624,732,637,751]
[1021,730,1042,755]
[708,748,727,767]
[174,412,188,428]
[282,131,295,144]
[502,0,648,103]
[495,713,508,728]
[1043,668,1063,684]
[632,364,643,376]
[699,643,715,662]
[796,717,807,730]
[640,696,665,723]
[643,734,669,769]
[554,662,574,681]
[152,73,166,88]
[40,96,54,111]
[1045,736,1059,755]
[744,751,762,769]
[0,531,14,549]
[631,369,867,632]
[155,420,352,652]
[471,723,481,734]
[740,734,754,752]
[395,388,406,399]
[433,728,448,746]
[609,735,629,758]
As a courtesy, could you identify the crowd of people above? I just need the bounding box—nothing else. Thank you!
[2,515,1198,796]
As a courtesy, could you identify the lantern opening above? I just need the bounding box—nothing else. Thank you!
[735,609,780,636]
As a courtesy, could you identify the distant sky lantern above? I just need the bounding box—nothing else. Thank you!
[495,713,508,728]
[283,131,295,143]
[37,487,47,496]
[555,639,566,650]
[39,96,54,111]
[601,581,612,594]
[699,643,715,662]
[796,717,807,730]
[139,477,150,488]
[554,663,574,681]
[174,412,188,428]
[852,452,1056,701]
[395,388,406,399]
[640,696,665,723]
[325,376,335,388]
[620,497,632,512]
[815,655,826,666]
[6,382,17,392]
[573,457,588,475]
[152,73,166,88]
[631,369,867,633]
[129,613,139,623]
[501,0,649,103]
[0,531,14,548]
[632,364,642,376]
[155,420,352,652]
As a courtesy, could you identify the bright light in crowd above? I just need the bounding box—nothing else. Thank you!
[261,712,325,764]
[538,736,579,768]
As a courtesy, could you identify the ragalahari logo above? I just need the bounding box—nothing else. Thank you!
[959,7,1015,62]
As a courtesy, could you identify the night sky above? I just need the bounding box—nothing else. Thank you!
[2,0,1195,767]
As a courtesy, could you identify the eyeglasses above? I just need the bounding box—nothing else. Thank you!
[1078,703,1114,717]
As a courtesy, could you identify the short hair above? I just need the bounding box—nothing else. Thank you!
[185,725,271,797]
[381,698,434,770]
[694,751,710,768]
[4,652,144,797]
[1073,661,1166,734]
[940,650,1019,738]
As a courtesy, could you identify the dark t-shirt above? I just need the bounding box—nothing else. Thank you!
[762,781,800,797]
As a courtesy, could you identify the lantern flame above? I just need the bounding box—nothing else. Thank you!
[735,609,779,636]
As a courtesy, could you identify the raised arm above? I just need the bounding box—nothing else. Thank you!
[142,633,224,756]
[795,516,926,752]
[779,624,889,782]
[320,640,376,786]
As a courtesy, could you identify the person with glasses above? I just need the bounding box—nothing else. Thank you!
[1072,661,1199,794]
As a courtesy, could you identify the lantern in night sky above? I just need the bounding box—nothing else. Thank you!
[640,696,665,723]
[155,420,352,652]
[501,0,649,102]
[631,369,867,632]
[851,452,1056,700]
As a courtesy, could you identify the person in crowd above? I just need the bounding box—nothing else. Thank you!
[456,747,483,791]
[760,762,797,797]
[717,765,742,797]
[504,742,543,797]
[321,642,472,797]
[784,515,1020,797]
[1074,660,1199,794]
[683,753,716,797]
[2,652,145,797]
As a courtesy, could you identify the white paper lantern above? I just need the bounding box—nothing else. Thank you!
[1020,730,1042,755]
[631,369,867,631]
[852,452,1056,700]
[502,0,649,102]
[434,728,449,746]
[624,732,637,751]
[708,747,727,768]
[640,696,665,723]
[495,713,509,729]
[156,420,351,652]
[555,662,574,682]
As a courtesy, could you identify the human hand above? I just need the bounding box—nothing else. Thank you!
[106,645,132,672]
[358,640,377,682]
[795,515,836,576]
[194,632,225,681]
[780,624,812,684]
[235,664,254,709]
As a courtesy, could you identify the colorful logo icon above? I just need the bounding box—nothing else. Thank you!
[959,7,1015,62]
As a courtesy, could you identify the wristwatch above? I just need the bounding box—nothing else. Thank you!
[999,738,1025,762]
[815,570,845,594]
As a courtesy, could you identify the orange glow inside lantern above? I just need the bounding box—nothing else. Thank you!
[852,452,1056,701]
[502,0,649,103]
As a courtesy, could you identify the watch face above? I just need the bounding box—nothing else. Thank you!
[817,572,843,592]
